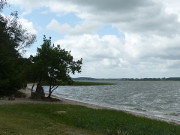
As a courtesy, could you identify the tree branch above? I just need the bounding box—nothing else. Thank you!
[51,85,59,92]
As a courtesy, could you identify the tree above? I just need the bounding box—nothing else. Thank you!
[0,2,36,96]
[30,36,82,98]
[0,0,7,12]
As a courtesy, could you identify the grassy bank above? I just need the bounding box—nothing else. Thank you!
[0,104,179,135]
[41,81,115,86]
[72,81,114,86]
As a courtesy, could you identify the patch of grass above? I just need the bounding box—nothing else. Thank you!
[0,104,102,135]
[41,81,115,86]
[72,81,114,86]
[0,104,179,135]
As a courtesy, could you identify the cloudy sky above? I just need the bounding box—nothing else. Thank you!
[4,0,180,78]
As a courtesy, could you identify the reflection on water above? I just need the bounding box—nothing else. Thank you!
[42,81,180,123]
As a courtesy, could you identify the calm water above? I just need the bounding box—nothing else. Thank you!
[42,81,180,123]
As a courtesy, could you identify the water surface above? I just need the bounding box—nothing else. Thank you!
[42,81,180,124]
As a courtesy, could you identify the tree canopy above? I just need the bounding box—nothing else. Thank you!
[0,2,36,96]
[0,0,7,12]
[0,1,82,98]
[30,36,82,98]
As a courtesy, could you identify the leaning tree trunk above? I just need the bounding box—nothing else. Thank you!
[31,83,35,96]
[48,85,52,98]
[47,91,52,98]
[31,76,38,96]
[47,85,59,98]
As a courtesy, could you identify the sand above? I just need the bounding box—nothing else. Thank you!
[0,88,105,109]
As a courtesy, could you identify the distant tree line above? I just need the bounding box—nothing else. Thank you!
[109,78,180,81]
[74,77,180,81]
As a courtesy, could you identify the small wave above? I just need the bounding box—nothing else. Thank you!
[134,107,147,112]
[166,113,180,116]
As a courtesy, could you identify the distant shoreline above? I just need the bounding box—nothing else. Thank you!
[73,77,180,81]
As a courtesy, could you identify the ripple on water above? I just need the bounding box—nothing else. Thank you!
[40,81,180,124]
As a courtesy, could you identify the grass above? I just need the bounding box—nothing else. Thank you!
[0,103,180,135]
[41,81,115,86]
[72,81,114,86]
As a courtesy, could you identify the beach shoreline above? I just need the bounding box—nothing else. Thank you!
[52,95,180,125]
[0,88,179,125]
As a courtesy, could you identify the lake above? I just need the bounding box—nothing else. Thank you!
[42,80,180,124]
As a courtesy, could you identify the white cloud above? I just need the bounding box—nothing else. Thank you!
[160,0,180,21]
[10,0,180,36]
[19,18,38,34]
[54,32,180,77]
[9,0,180,77]
[47,19,102,35]
[55,34,124,61]
[9,0,78,14]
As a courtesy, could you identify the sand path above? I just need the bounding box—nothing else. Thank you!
[0,88,105,109]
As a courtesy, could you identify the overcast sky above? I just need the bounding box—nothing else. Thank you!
[4,0,180,78]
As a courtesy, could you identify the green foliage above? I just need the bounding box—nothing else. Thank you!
[14,91,26,98]
[72,81,115,86]
[0,103,179,135]
[0,17,21,96]
[29,36,82,97]
[41,81,114,86]
[0,0,7,12]
[0,4,36,96]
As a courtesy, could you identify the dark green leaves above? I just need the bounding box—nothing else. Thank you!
[30,36,82,97]
[0,4,36,96]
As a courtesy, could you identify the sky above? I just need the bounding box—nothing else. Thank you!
[3,0,180,78]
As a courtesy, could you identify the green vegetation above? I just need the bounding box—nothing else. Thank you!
[0,1,36,97]
[0,2,82,98]
[72,81,114,86]
[41,81,114,86]
[0,103,179,135]
[28,36,82,97]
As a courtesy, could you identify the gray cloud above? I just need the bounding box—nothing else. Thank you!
[10,0,180,77]
[67,0,153,12]
[11,0,180,36]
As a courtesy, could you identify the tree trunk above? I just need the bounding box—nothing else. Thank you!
[31,83,34,96]
[48,90,52,98]
[31,83,45,99]
[31,76,38,96]
[48,83,52,98]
